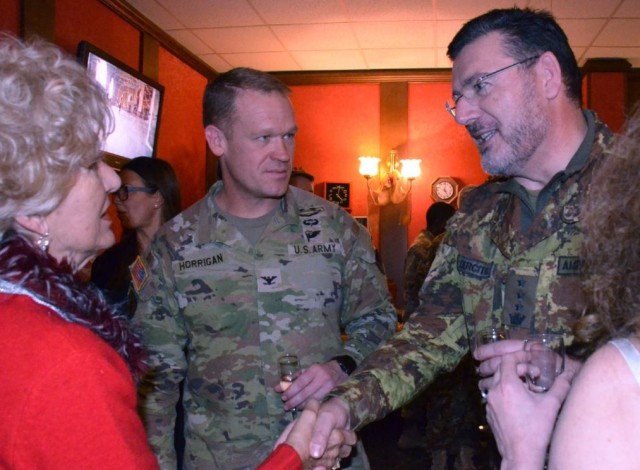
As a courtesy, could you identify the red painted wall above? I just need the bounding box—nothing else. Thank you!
[55,0,139,68]
[289,81,487,245]
[157,47,208,209]
[587,73,626,133]
[289,84,380,219]
[407,82,486,242]
[1,0,20,35]
[51,0,208,238]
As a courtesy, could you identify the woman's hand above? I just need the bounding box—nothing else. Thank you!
[482,351,578,470]
[276,398,356,469]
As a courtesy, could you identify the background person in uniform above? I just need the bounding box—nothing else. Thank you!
[0,35,157,469]
[92,156,182,314]
[132,67,397,469]
[400,201,483,470]
[479,108,640,469]
[305,7,614,463]
[403,201,456,320]
[289,167,315,192]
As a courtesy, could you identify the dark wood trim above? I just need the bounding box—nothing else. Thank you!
[272,69,451,85]
[99,0,217,79]
[23,0,55,41]
[581,58,632,73]
[140,32,160,82]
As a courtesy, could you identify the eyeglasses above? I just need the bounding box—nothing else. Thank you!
[445,55,541,117]
[115,185,156,201]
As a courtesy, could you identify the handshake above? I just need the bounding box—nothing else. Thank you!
[272,398,354,470]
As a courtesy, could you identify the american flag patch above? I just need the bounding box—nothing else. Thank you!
[130,255,149,292]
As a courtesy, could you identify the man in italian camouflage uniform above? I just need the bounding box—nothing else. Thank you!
[307,8,614,467]
[132,68,396,469]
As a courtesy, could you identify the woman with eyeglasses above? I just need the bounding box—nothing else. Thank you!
[91,157,181,314]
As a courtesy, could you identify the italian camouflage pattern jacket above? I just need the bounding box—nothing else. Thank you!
[403,230,445,318]
[331,110,613,430]
[132,183,396,469]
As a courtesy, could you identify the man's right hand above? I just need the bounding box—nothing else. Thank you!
[309,397,352,459]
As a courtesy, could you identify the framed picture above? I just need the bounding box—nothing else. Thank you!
[77,41,164,169]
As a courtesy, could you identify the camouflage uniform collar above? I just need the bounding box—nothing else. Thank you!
[199,181,298,243]
[205,180,290,220]
[498,109,599,198]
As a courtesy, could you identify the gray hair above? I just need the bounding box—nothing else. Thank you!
[0,35,113,236]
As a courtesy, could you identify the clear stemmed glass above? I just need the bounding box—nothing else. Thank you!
[523,333,565,392]
[473,325,509,403]
[473,325,509,352]
[278,354,300,418]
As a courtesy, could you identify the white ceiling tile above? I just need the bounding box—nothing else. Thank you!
[435,0,535,20]
[157,0,262,28]
[249,0,347,24]
[435,48,453,68]
[291,50,367,70]
[556,19,608,47]
[525,0,552,11]
[582,46,640,63]
[615,0,640,18]
[435,19,466,49]
[343,0,434,21]
[126,0,183,29]
[222,51,301,71]
[363,48,437,69]
[353,21,434,48]
[128,0,640,71]
[273,23,359,50]
[167,30,213,55]
[551,0,618,18]
[199,53,234,72]
[595,19,640,46]
[194,26,284,53]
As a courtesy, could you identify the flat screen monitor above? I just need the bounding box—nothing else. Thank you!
[77,40,164,169]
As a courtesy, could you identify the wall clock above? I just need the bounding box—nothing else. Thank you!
[431,176,459,203]
[315,182,351,209]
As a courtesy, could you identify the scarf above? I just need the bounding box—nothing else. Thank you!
[0,232,147,380]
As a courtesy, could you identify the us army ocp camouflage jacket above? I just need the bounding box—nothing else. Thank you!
[133,183,396,469]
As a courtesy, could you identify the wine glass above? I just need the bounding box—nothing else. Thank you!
[473,325,509,352]
[473,325,509,402]
[278,354,300,418]
[523,333,565,392]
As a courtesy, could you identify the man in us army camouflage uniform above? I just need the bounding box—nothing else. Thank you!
[306,8,614,466]
[132,67,396,469]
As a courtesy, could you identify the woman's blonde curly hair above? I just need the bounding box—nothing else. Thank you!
[575,107,640,349]
[0,35,113,236]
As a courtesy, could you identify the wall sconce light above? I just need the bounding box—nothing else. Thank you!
[358,150,421,205]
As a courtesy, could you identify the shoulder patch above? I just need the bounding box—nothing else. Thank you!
[130,255,149,293]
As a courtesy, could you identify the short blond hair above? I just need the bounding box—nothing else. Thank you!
[0,35,112,235]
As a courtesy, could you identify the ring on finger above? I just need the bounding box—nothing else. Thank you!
[331,458,341,470]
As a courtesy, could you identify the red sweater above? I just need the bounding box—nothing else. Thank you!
[257,444,302,470]
[0,293,158,469]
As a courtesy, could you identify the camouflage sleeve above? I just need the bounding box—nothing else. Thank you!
[331,241,468,430]
[339,223,397,362]
[403,245,428,318]
[131,238,188,469]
